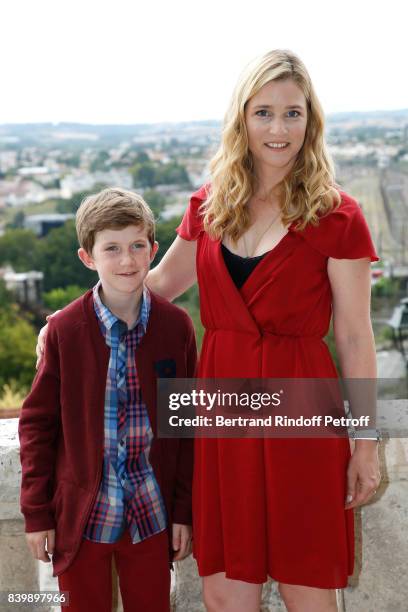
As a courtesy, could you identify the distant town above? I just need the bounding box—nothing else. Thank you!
[0,110,407,264]
[0,110,408,401]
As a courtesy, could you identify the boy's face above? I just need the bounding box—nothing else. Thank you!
[78,224,158,299]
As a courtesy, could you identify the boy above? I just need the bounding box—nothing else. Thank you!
[19,187,196,612]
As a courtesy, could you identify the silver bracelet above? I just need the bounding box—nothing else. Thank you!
[351,428,382,442]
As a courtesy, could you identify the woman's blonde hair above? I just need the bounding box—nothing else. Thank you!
[202,49,340,241]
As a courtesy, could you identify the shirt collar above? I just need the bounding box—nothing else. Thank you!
[92,280,150,333]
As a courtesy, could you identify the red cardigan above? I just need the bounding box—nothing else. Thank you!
[19,289,197,576]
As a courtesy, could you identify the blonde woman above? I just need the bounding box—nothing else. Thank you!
[147,50,381,611]
[37,50,381,611]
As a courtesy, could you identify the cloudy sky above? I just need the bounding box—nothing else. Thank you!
[1,0,407,124]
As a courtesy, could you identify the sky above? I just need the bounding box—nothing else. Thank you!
[1,0,407,125]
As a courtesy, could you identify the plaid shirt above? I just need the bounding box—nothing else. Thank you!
[83,281,167,543]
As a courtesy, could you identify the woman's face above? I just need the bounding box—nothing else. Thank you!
[244,78,308,176]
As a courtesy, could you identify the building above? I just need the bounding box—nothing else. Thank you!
[60,169,133,198]
[24,213,75,237]
[2,269,43,306]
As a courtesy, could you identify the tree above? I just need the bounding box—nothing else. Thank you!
[90,150,110,172]
[64,153,81,167]
[130,159,191,189]
[135,151,149,163]
[142,189,167,218]
[0,229,40,271]
[37,221,97,291]
[6,210,26,230]
[157,161,190,186]
[174,285,204,349]
[0,280,37,392]
[0,307,37,390]
[43,285,86,310]
[371,277,400,299]
[56,190,96,214]
[0,279,13,307]
[154,216,182,265]
[130,162,157,188]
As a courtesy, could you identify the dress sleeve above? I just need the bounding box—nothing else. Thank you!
[297,192,380,262]
[176,184,209,241]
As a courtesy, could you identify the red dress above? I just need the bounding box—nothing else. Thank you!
[176,186,379,588]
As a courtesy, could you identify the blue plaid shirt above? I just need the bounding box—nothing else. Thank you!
[83,281,167,543]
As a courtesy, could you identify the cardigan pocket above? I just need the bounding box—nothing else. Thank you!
[154,359,177,378]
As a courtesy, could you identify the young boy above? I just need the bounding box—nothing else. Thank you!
[19,187,196,612]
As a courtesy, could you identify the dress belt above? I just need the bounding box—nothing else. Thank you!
[205,328,323,339]
[262,330,322,339]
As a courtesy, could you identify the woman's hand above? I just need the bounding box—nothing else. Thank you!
[35,312,60,369]
[344,441,381,509]
[172,523,193,561]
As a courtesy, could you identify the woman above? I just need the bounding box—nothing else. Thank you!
[37,50,381,611]
[146,50,381,611]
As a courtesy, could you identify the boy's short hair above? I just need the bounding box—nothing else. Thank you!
[76,187,155,254]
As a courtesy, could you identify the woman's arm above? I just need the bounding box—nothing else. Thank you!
[328,256,377,378]
[328,256,381,509]
[147,235,198,301]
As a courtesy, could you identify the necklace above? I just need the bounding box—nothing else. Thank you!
[242,209,282,258]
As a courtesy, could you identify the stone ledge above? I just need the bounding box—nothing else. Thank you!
[2,415,408,611]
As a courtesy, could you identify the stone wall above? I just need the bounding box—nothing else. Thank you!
[1,414,407,612]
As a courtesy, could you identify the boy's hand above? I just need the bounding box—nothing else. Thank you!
[35,312,60,369]
[26,529,55,563]
[172,523,192,561]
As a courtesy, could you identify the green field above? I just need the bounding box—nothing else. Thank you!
[1,199,59,225]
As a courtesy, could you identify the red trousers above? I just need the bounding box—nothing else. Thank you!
[58,529,170,612]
